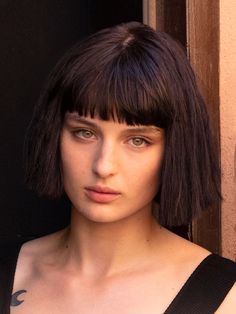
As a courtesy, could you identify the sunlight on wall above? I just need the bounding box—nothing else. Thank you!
[220,0,236,260]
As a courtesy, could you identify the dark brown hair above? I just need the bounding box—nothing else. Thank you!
[24,21,221,226]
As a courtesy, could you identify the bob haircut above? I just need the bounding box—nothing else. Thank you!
[24,21,221,227]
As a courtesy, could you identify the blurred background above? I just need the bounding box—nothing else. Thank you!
[0,0,142,243]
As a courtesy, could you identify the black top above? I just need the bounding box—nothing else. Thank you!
[0,242,236,314]
[0,241,24,314]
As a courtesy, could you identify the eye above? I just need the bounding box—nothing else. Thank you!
[73,129,95,139]
[129,137,150,147]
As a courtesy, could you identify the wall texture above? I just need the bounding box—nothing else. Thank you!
[220,0,236,260]
[143,0,156,28]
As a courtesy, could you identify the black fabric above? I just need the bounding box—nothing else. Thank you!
[0,247,235,314]
[164,254,236,314]
[0,242,24,314]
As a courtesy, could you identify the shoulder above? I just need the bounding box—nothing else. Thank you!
[19,227,69,259]
[13,228,68,288]
[158,230,236,312]
[156,227,211,266]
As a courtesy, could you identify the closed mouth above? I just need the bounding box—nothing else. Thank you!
[84,186,121,203]
[85,186,120,194]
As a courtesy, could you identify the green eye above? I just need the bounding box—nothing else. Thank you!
[75,129,94,139]
[130,137,149,147]
[132,138,144,146]
[82,130,93,138]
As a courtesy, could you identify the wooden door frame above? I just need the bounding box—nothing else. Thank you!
[143,0,220,254]
[187,0,220,254]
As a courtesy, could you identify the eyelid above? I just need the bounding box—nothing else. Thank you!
[129,134,152,141]
[66,120,100,133]
[69,125,96,133]
[130,135,151,141]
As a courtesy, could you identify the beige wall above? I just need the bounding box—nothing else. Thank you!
[143,0,156,29]
[220,0,236,261]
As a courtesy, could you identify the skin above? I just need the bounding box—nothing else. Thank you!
[10,113,236,313]
[61,113,164,226]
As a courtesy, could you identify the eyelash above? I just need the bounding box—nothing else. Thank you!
[72,128,152,147]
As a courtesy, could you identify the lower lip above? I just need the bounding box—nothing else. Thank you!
[85,189,121,203]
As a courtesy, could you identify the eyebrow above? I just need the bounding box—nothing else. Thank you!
[65,114,162,134]
[65,115,100,130]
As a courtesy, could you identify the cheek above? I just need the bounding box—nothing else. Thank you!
[60,152,89,203]
[60,138,87,185]
[128,154,163,198]
[61,151,88,182]
[143,163,162,191]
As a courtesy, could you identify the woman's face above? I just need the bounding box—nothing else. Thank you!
[60,112,165,223]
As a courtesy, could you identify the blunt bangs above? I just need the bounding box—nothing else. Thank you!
[60,32,175,128]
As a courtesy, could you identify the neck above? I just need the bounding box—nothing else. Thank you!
[61,205,162,278]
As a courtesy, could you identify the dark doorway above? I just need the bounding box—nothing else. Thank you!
[0,0,142,245]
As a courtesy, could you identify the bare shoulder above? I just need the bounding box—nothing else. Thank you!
[147,226,211,288]
[156,227,211,266]
[13,228,68,287]
[22,228,68,251]
[160,228,236,313]
[216,282,236,313]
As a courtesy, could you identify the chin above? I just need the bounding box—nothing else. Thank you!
[72,203,127,224]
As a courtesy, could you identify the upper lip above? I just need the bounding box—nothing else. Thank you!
[85,185,120,194]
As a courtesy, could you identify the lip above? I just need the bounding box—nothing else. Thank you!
[85,185,120,194]
[84,185,121,203]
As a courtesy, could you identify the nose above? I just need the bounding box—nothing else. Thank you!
[92,140,118,178]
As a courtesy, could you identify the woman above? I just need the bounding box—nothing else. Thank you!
[2,22,235,313]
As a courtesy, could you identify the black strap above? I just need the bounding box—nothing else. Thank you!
[164,254,236,314]
[0,242,24,314]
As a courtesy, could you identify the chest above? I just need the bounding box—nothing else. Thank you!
[10,270,182,314]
